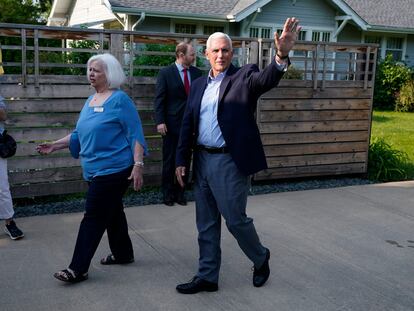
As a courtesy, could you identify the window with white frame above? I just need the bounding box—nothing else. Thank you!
[364,35,404,61]
[312,31,331,42]
[386,37,403,60]
[175,23,196,34]
[203,25,224,35]
[249,27,272,39]
[294,31,307,56]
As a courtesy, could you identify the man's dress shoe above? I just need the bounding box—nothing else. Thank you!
[175,197,187,206]
[163,199,174,206]
[176,276,218,294]
[253,248,270,287]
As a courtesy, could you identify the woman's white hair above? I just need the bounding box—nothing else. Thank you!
[87,53,126,89]
[206,32,233,51]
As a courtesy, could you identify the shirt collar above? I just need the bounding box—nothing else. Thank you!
[207,68,228,83]
[175,62,188,72]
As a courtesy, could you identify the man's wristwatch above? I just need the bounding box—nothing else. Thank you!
[276,53,289,60]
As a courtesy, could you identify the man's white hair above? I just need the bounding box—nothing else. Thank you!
[87,53,126,89]
[206,32,233,51]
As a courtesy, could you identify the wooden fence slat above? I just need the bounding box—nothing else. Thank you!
[259,120,370,134]
[5,98,155,112]
[15,138,162,157]
[261,87,372,99]
[266,152,367,168]
[261,131,369,145]
[10,174,163,198]
[9,162,162,185]
[263,141,368,157]
[259,99,371,111]
[259,110,370,122]
[255,163,366,180]
[8,150,162,171]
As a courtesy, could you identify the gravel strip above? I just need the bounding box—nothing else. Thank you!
[14,177,373,218]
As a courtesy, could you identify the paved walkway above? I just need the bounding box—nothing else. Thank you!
[1,181,414,311]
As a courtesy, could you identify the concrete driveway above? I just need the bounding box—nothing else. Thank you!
[1,181,414,311]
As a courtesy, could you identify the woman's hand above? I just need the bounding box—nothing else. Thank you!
[128,165,143,191]
[36,134,71,155]
[36,143,56,155]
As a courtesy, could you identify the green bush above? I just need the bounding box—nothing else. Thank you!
[368,137,408,181]
[395,80,414,112]
[134,44,176,77]
[373,54,413,110]
[282,65,303,80]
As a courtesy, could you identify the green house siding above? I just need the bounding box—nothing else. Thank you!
[137,17,171,33]
[255,0,336,29]
[338,24,362,43]
[406,35,414,67]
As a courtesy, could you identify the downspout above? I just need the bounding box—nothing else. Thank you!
[132,12,146,30]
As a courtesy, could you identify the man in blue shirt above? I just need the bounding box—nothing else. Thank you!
[175,17,301,294]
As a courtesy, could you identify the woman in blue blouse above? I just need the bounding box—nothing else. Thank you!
[37,53,147,283]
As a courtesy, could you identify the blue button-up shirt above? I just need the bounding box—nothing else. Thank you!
[197,61,287,148]
[197,69,228,148]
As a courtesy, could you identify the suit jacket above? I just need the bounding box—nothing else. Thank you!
[154,64,202,129]
[176,59,286,176]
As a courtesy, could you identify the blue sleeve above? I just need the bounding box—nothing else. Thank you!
[69,130,80,159]
[117,93,148,156]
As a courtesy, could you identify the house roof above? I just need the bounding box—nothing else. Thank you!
[107,0,241,19]
[343,0,414,30]
[48,0,414,32]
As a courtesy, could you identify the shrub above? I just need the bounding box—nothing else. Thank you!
[368,137,408,181]
[282,65,303,80]
[373,54,413,110]
[134,44,176,77]
[395,80,414,112]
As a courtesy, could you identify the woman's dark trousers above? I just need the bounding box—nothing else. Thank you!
[69,167,134,274]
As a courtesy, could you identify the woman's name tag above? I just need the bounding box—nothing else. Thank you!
[94,107,104,113]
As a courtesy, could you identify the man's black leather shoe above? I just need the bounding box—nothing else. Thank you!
[163,200,174,206]
[163,197,174,206]
[175,197,187,206]
[176,276,218,294]
[253,248,270,287]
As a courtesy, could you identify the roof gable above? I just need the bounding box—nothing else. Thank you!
[343,0,414,30]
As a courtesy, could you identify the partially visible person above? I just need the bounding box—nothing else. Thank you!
[154,42,202,206]
[0,96,24,240]
[36,53,147,283]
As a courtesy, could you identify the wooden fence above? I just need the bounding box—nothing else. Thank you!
[0,23,378,198]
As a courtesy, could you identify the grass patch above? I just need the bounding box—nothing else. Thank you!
[371,110,414,179]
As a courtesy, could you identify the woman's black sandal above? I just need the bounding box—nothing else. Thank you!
[54,269,88,283]
[100,254,134,265]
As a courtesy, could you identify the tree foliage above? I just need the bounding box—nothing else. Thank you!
[0,0,52,24]
[373,54,413,110]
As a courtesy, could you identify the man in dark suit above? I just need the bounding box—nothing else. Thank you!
[154,42,202,206]
[175,18,301,294]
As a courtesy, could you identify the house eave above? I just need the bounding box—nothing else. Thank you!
[367,25,414,34]
[110,6,229,22]
[231,0,272,22]
[330,0,368,30]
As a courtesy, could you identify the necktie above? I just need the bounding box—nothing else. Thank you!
[183,68,190,96]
